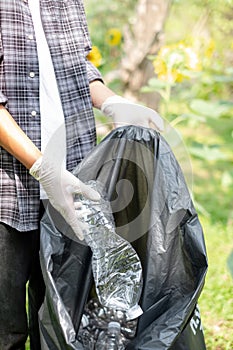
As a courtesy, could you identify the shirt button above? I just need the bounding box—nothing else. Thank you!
[23,0,27,3]
[28,34,34,40]
[31,110,37,117]
[29,72,35,78]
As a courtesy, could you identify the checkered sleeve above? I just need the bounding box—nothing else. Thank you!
[86,59,103,83]
[0,34,7,104]
[77,0,103,83]
[0,0,103,231]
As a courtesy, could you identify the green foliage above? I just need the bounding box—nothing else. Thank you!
[84,0,137,75]
[141,1,233,224]
[157,6,233,346]
[199,218,233,350]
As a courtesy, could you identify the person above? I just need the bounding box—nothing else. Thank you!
[0,0,164,349]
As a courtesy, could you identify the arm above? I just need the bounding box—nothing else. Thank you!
[89,79,115,109]
[0,105,41,168]
[0,104,99,240]
[89,81,165,131]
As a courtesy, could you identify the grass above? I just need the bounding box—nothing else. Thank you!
[198,217,233,350]
[168,116,233,348]
[179,114,233,349]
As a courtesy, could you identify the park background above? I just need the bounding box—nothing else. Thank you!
[84,0,233,349]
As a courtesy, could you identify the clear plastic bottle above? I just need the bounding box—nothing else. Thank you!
[78,298,138,349]
[75,181,143,321]
[95,321,121,350]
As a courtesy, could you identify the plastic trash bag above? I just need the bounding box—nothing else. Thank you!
[39,126,208,349]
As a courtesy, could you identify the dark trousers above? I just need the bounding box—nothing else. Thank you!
[0,214,45,349]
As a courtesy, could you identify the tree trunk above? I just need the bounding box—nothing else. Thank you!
[120,0,172,109]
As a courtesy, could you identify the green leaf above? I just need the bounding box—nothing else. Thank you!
[147,77,175,89]
[180,112,206,122]
[212,74,233,83]
[189,99,231,119]
[218,100,233,107]
[178,69,202,79]
[189,143,228,161]
[140,86,160,93]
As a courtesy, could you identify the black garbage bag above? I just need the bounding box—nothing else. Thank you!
[39,126,208,349]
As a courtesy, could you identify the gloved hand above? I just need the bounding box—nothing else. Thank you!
[101,95,164,131]
[30,156,100,240]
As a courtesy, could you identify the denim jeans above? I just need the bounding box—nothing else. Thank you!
[0,219,45,350]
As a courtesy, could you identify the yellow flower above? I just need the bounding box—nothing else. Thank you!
[87,46,102,67]
[105,28,122,46]
[153,56,167,77]
[204,38,215,58]
[153,42,201,83]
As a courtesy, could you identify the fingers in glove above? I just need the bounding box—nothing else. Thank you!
[70,219,88,241]
[72,178,101,201]
[66,210,88,240]
[50,198,87,240]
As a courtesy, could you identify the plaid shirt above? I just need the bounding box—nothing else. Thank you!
[0,0,102,231]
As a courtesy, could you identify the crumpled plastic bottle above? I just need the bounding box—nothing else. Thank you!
[75,180,143,321]
[78,298,138,349]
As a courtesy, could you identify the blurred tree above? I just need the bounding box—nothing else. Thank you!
[119,0,172,109]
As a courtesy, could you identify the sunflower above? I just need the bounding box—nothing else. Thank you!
[153,42,201,83]
[105,28,122,46]
[87,46,102,67]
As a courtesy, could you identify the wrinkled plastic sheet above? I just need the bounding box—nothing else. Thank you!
[39,126,208,349]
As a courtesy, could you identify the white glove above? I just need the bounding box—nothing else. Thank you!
[101,95,164,132]
[30,156,100,240]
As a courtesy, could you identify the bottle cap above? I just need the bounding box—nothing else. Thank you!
[125,304,143,320]
[108,321,121,331]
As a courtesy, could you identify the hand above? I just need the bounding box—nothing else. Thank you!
[101,95,164,131]
[30,156,100,240]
